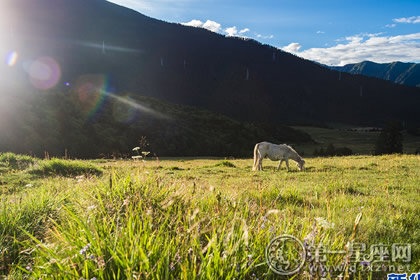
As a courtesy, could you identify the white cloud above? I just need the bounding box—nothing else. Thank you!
[202,20,222,33]
[281,33,420,66]
[182,19,221,33]
[282,42,302,53]
[225,26,238,37]
[256,34,274,39]
[182,19,203,28]
[385,23,396,28]
[316,30,325,34]
[182,20,253,39]
[393,16,420,24]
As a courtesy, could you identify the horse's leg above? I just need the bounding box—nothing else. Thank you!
[277,160,283,171]
[285,159,289,171]
[259,158,262,171]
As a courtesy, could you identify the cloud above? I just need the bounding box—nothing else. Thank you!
[393,16,420,24]
[282,42,302,53]
[182,19,221,33]
[281,33,420,66]
[202,20,222,33]
[316,30,325,34]
[182,19,253,39]
[385,23,396,28]
[225,26,238,36]
[256,34,274,39]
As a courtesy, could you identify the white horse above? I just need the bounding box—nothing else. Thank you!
[253,142,305,171]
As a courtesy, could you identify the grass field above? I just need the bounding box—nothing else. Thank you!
[292,126,420,156]
[0,153,419,279]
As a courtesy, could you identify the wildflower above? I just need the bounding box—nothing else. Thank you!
[87,254,95,260]
[25,263,32,272]
[132,147,140,151]
[260,215,267,229]
[236,263,241,273]
[170,262,175,271]
[247,255,254,267]
[91,278,97,280]
[97,256,105,269]
[79,243,91,256]
[315,217,335,229]
[360,260,370,267]
[25,184,33,187]
[221,251,228,259]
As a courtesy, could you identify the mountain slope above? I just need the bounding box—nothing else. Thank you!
[1,0,420,129]
[331,61,420,87]
[0,89,312,157]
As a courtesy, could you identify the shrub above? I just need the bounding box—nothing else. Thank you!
[31,158,102,177]
[313,145,353,157]
[0,152,35,170]
[335,147,353,156]
[215,160,236,168]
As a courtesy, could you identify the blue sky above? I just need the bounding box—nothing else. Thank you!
[106,0,420,65]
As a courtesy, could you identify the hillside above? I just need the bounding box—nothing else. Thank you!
[0,89,312,158]
[331,61,420,88]
[1,0,420,129]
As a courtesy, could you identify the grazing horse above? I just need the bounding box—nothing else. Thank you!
[253,142,305,171]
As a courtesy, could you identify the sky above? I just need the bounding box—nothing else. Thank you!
[106,0,420,66]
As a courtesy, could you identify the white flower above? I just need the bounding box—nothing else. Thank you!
[315,217,335,229]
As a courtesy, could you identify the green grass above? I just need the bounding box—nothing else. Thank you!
[0,152,35,171]
[0,154,419,279]
[30,158,103,177]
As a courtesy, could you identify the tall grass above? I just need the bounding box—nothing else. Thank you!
[0,152,35,171]
[31,158,103,177]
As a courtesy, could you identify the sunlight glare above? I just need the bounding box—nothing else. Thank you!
[28,57,61,90]
[5,51,18,66]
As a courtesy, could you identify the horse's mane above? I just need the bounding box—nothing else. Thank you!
[284,144,302,160]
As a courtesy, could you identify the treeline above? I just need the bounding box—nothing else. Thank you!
[313,144,353,157]
[0,89,312,158]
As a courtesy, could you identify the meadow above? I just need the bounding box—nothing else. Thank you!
[0,152,419,279]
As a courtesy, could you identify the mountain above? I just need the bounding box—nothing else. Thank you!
[0,0,420,157]
[330,61,420,88]
[0,90,312,157]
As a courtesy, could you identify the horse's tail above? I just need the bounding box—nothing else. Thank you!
[253,143,260,171]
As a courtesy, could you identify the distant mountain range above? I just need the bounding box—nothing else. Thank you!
[0,0,419,157]
[330,61,420,88]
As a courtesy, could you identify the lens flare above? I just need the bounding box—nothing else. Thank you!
[28,57,61,90]
[74,74,108,119]
[6,51,18,66]
[112,95,139,123]
[73,74,168,121]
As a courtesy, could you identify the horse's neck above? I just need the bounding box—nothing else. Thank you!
[288,151,301,162]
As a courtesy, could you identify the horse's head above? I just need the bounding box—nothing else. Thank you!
[297,159,305,171]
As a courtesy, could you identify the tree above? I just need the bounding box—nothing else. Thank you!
[374,121,403,155]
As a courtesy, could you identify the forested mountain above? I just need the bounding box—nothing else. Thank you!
[330,61,420,88]
[0,0,419,157]
[0,90,311,157]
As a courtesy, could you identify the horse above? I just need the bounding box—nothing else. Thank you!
[252,142,305,171]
